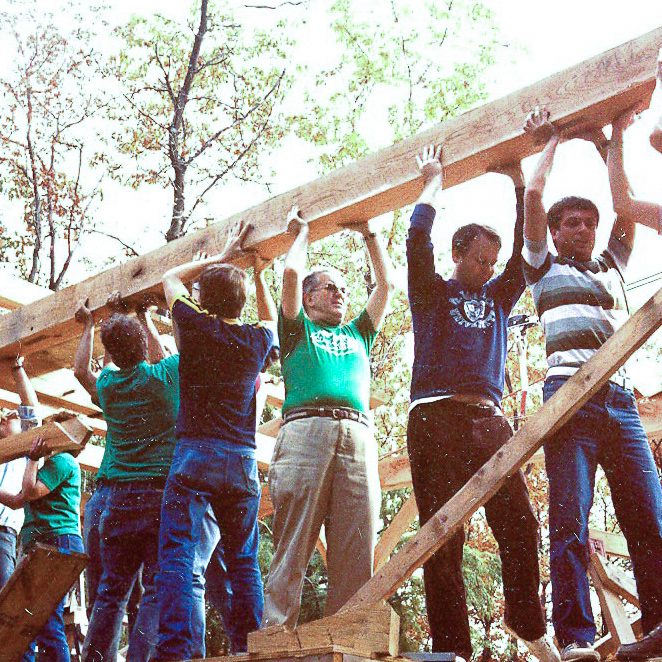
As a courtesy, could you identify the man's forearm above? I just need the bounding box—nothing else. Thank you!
[138,312,167,363]
[608,130,632,217]
[21,460,39,500]
[73,321,98,394]
[416,174,442,208]
[11,363,38,409]
[0,489,25,510]
[364,233,395,294]
[255,272,277,322]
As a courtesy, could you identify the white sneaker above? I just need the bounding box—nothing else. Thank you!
[504,622,561,662]
[560,642,600,661]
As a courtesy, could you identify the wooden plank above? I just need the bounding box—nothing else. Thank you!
[589,554,636,647]
[595,617,643,659]
[0,269,50,310]
[0,543,88,662]
[205,645,375,662]
[590,553,639,607]
[1,28,660,369]
[340,287,662,610]
[0,415,92,465]
[378,454,412,491]
[77,442,105,474]
[638,392,662,438]
[589,528,630,559]
[374,494,418,572]
[248,601,399,657]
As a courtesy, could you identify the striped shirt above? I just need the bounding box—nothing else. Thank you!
[522,235,631,380]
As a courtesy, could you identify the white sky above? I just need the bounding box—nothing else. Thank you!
[2,0,662,307]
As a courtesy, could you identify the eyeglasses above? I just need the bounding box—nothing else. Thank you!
[312,282,348,296]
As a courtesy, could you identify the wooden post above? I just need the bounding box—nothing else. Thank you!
[341,287,662,610]
[0,544,88,662]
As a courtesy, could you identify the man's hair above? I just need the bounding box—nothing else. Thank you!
[100,314,148,369]
[302,267,345,297]
[547,196,599,230]
[198,264,248,318]
[451,223,502,257]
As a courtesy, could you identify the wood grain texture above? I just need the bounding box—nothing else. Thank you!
[0,416,92,465]
[0,544,88,662]
[340,287,662,610]
[248,602,399,657]
[1,27,660,366]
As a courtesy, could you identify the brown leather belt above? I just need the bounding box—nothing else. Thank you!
[283,406,370,427]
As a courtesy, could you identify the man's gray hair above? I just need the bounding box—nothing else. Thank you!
[302,266,346,296]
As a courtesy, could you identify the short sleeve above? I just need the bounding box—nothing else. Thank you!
[149,354,180,388]
[351,309,378,353]
[522,237,553,285]
[37,454,76,493]
[277,308,304,357]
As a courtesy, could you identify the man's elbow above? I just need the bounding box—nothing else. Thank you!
[650,127,662,155]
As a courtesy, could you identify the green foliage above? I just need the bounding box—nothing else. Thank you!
[0,0,107,287]
[104,0,293,237]
[291,0,497,173]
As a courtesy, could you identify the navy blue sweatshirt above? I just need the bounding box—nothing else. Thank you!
[406,188,525,406]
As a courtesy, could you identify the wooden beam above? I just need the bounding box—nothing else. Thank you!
[247,601,399,657]
[589,554,636,647]
[374,494,418,572]
[595,617,643,659]
[0,415,92,465]
[589,528,630,558]
[1,28,660,368]
[340,287,662,611]
[590,553,639,607]
[0,270,50,310]
[0,543,88,662]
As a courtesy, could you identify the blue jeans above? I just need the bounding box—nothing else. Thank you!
[157,438,263,660]
[0,526,17,589]
[82,481,163,662]
[192,507,233,657]
[23,533,85,662]
[543,376,662,646]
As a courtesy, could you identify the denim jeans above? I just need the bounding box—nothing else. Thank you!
[156,438,263,660]
[23,533,85,662]
[191,507,233,657]
[0,526,17,590]
[82,481,164,662]
[543,376,662,646]
[408,400,545,659]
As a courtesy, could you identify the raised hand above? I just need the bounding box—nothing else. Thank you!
[523,107,558,144]
[222,221,253,261]
[74,298,94,325]
[286,205,308,235]
[106,291,129,314]
[416,144,443,182]
[27,436,49,461]
[489,161,525,188]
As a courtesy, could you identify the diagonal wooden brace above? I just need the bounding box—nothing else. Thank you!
[341,286,662,610]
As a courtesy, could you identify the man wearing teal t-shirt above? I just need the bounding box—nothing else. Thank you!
[262,206,394,628]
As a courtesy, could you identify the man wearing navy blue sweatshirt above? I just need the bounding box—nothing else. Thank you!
[406,145,558,662]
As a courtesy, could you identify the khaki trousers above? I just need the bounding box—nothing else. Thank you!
[262,416,381,627]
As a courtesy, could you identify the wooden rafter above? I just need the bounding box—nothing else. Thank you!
[0,27,660,372]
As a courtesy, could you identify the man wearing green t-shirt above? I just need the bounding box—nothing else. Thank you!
[262,206,394,627]
[74,299,179,662]
[0,434,83,661]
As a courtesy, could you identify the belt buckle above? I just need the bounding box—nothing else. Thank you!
[331,408,342,420]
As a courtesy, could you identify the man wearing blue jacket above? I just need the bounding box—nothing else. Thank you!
[405,145,558,662]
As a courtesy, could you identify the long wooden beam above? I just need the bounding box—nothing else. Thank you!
[1,27,660,369]
[0,415,92,465]
[340,286,662,610]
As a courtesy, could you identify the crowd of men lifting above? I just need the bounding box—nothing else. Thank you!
[0,56,662,662]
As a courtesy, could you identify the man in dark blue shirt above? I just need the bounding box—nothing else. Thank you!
[406,145,558,662]
[156,223,276,660]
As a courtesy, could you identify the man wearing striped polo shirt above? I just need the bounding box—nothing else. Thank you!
[522,107,662,662]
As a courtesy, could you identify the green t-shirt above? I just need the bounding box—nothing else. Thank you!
[21,452,81,548]
[279,308,377,414]
[96,355,180,482]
